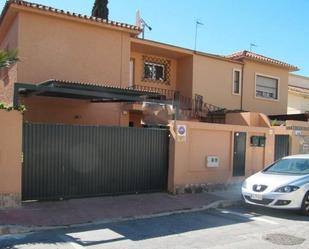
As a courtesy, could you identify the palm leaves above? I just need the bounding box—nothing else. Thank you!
[0,49,19,69]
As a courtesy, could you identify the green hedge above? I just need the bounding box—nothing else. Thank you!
[0,102,26,113]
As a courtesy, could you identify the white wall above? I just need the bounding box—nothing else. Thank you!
[288,74,309,114]
[288,93,309,114]
[289,74,309,88]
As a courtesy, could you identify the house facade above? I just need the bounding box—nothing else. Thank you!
[0,0,298,126]
[288,74,309,114]
[0,0,305,207]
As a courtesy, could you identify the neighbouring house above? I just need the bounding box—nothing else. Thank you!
[0,0,304,207]
[288,73,309,114]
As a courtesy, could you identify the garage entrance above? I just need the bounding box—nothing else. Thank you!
[22,123,169,201]
[15,80,172,201]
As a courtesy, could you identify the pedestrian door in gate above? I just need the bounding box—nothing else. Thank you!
[274,135,290,161]
[233,132,246,177]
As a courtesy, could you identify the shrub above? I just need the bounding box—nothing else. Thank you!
[0,102,26,113]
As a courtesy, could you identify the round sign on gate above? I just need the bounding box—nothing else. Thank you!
[178,126,186,136]
[177,124,187,142]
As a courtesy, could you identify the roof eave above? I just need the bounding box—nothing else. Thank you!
[236,57,299,72]
[288,86,309,98]
[288,90,309,99]
[1,1,142,35]
[131,38,244,64]
[195,51,244,65]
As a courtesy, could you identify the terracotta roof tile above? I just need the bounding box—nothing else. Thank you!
[227,50,298,71]
[1,0,142,33]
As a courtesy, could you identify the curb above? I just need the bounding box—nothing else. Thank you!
[0,199,241,236]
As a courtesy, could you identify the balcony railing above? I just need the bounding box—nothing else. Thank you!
[130,85,176,100]
[130,84,226,121]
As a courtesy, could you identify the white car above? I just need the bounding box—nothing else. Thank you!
[242,154,309,215]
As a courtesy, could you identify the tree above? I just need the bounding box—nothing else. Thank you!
[0,49,21,110]
[0,49,19,69]
[92,0,109,20]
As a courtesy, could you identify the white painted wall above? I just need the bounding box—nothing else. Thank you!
[288,74,309,114]
[288,93,309,114]
[289,74,309,88]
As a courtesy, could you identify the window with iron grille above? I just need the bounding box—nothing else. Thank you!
[143,56,171,84]
[256,75,279,100]
[144,62,165,81]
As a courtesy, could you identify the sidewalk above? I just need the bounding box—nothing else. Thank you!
[0,190,241,235]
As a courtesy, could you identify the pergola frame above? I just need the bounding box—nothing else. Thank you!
[13,80,175,107]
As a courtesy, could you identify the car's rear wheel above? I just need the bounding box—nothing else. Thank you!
[301,191,309,215]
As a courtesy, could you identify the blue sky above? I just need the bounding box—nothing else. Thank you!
[1,0,308,76]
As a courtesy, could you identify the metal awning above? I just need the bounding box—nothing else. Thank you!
[14,80,172,106]
[269,113,309,122]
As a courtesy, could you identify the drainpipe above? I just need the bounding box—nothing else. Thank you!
[240,63,245,111]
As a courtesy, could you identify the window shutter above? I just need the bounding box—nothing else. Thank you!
[256,75,278,99]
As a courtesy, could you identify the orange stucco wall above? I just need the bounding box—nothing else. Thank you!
[2,10,134,125]
[0,110,22,195]
[0,13,19,50]
[176,56,193,98]
[192,55,289,115]
[17,12,131,86]
[168,119,309,193]
[22,96,129,126]
[192,54,243,110]
[242,60,289,115]
[130,39,194,98]
[225,112,271,128]
[130,40,196,103]
[0,14,19,105]
[168,120,276,192]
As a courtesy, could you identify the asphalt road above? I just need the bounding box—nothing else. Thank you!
[1,206,309,249]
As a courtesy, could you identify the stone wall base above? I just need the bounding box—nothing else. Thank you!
[175,182,242,195]
[0,193,21,209]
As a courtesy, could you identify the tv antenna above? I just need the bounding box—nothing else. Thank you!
[250,43,257,52]
[194,20,204,52]
[136,10,152,39]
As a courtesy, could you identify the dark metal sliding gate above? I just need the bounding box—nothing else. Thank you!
[22,123,169,201]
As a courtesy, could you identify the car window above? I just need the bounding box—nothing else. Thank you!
[264,159,309,175]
